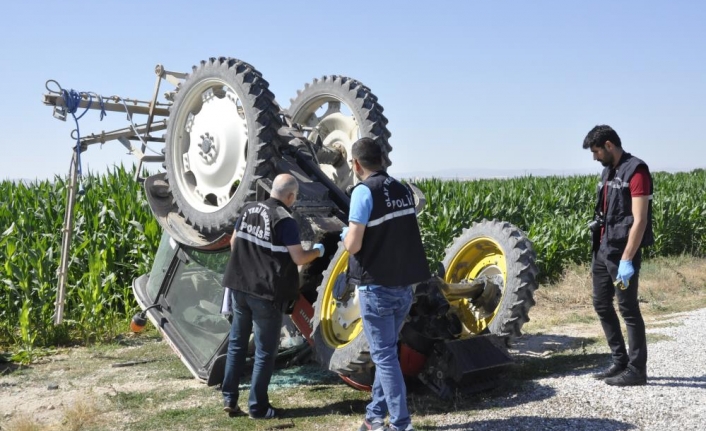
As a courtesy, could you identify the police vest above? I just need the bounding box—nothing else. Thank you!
[347,172,431,286]
[222,198,299,304]
[594,152,654,255]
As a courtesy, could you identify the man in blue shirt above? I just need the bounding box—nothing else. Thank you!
[342,138,430,431]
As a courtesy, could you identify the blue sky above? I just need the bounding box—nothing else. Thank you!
[1,0,704,181]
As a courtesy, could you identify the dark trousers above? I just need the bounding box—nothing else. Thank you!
[222,290,283,416]
[591,250,647,373]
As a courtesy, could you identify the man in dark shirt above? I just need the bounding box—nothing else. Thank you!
[583,125,654,386]
[221,173,324,418]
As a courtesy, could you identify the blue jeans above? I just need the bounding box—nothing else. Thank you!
[359,285,414,431]
[222,290,283,416]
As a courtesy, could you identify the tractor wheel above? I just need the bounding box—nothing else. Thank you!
[311,244,375,382]
[287,76,392,191]
[442,220,539,342]
[164,57,281,234]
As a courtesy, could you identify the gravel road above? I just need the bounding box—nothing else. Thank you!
[422,308,706,430]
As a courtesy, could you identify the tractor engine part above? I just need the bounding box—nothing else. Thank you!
[418,334,514,399]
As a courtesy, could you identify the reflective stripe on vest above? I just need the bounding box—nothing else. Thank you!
[599,178,630,189]
[367,207,416,227]
[599,180,654,200]
[236,230,289,253]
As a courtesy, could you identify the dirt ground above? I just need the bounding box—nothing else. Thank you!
[4,257,705,430]
[0,321,604,431]
[1,334,198,427]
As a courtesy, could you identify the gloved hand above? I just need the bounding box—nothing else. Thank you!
[616,260,634,286]
[313,243,325,258]
[340,227,349,241]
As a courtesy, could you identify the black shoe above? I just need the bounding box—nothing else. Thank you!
[249,405,279,420]
[593,363,626,380]
[604,368,647,386]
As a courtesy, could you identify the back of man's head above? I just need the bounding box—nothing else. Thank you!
[583,125,622,149]
[351,138,384,171]
[271,174,298,200]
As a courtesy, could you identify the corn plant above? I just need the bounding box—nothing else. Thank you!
[1,167,705,351]
[415,169,706,283]
[0,166,159,348]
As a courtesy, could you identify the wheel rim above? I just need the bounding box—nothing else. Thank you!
[170,78,248,213]
[444,237,507,334]
[293,97,359,189]
[339,374,372,392]
[319,250,365,348]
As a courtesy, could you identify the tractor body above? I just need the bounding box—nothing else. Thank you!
[43,57,538,397]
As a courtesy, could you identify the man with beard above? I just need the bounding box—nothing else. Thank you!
[583,125,653,386]
[342,137,430,431]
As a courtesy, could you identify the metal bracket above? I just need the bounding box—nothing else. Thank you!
[155,64,187,87]
[117,136,165,164]
[53,105,67,121]
[47,63,187,323]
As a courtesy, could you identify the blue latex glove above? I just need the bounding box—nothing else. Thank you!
[313,243,325,257]
[617,260,634,286]
[340,227,349,241]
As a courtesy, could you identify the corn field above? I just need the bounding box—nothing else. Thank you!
[417,170,706,277]
[1,167,705,352]
[0,166,160,356]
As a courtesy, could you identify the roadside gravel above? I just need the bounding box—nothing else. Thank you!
[421,308,706,430]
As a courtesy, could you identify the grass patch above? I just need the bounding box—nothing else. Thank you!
[646,321,682,329]
[508,334,607,383]
[61,397,101,431]
[4,256,706,431]
[89,338,192,386]
[645,333,675,344]
[111,387,201,411]
[142,355,195,380]
[4,415,44,431]
[120,381,371,431]
[511,350,606,381]
[526,255,706,333]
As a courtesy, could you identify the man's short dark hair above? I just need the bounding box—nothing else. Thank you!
[583,125,622,149]
[351,138,384,171]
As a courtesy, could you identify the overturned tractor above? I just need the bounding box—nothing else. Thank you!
[44,57,539,397]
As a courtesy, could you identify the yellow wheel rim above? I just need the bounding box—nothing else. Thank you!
[444,237,507,335]
[319,251,365,348]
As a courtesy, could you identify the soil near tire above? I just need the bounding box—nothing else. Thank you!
[0,317,653,430]
[3,256,706,430]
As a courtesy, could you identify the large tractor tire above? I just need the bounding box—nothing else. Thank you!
[287,76,392,191]
[311,245,375,383]
[164,57,282,234]
[442,220,539,343]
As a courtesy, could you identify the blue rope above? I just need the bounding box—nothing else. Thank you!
[62,89,107,194]
[93,92,107,121]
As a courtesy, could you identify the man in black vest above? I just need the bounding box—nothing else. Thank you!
[343,138,430,431]
[221,173,324,418]
[583,125,653,386]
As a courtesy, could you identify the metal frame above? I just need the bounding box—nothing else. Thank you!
[44,64,186,325]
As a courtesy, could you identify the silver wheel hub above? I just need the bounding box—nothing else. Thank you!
[197,132,219,164]
[173,83,248,213]
[297,100,360,190]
